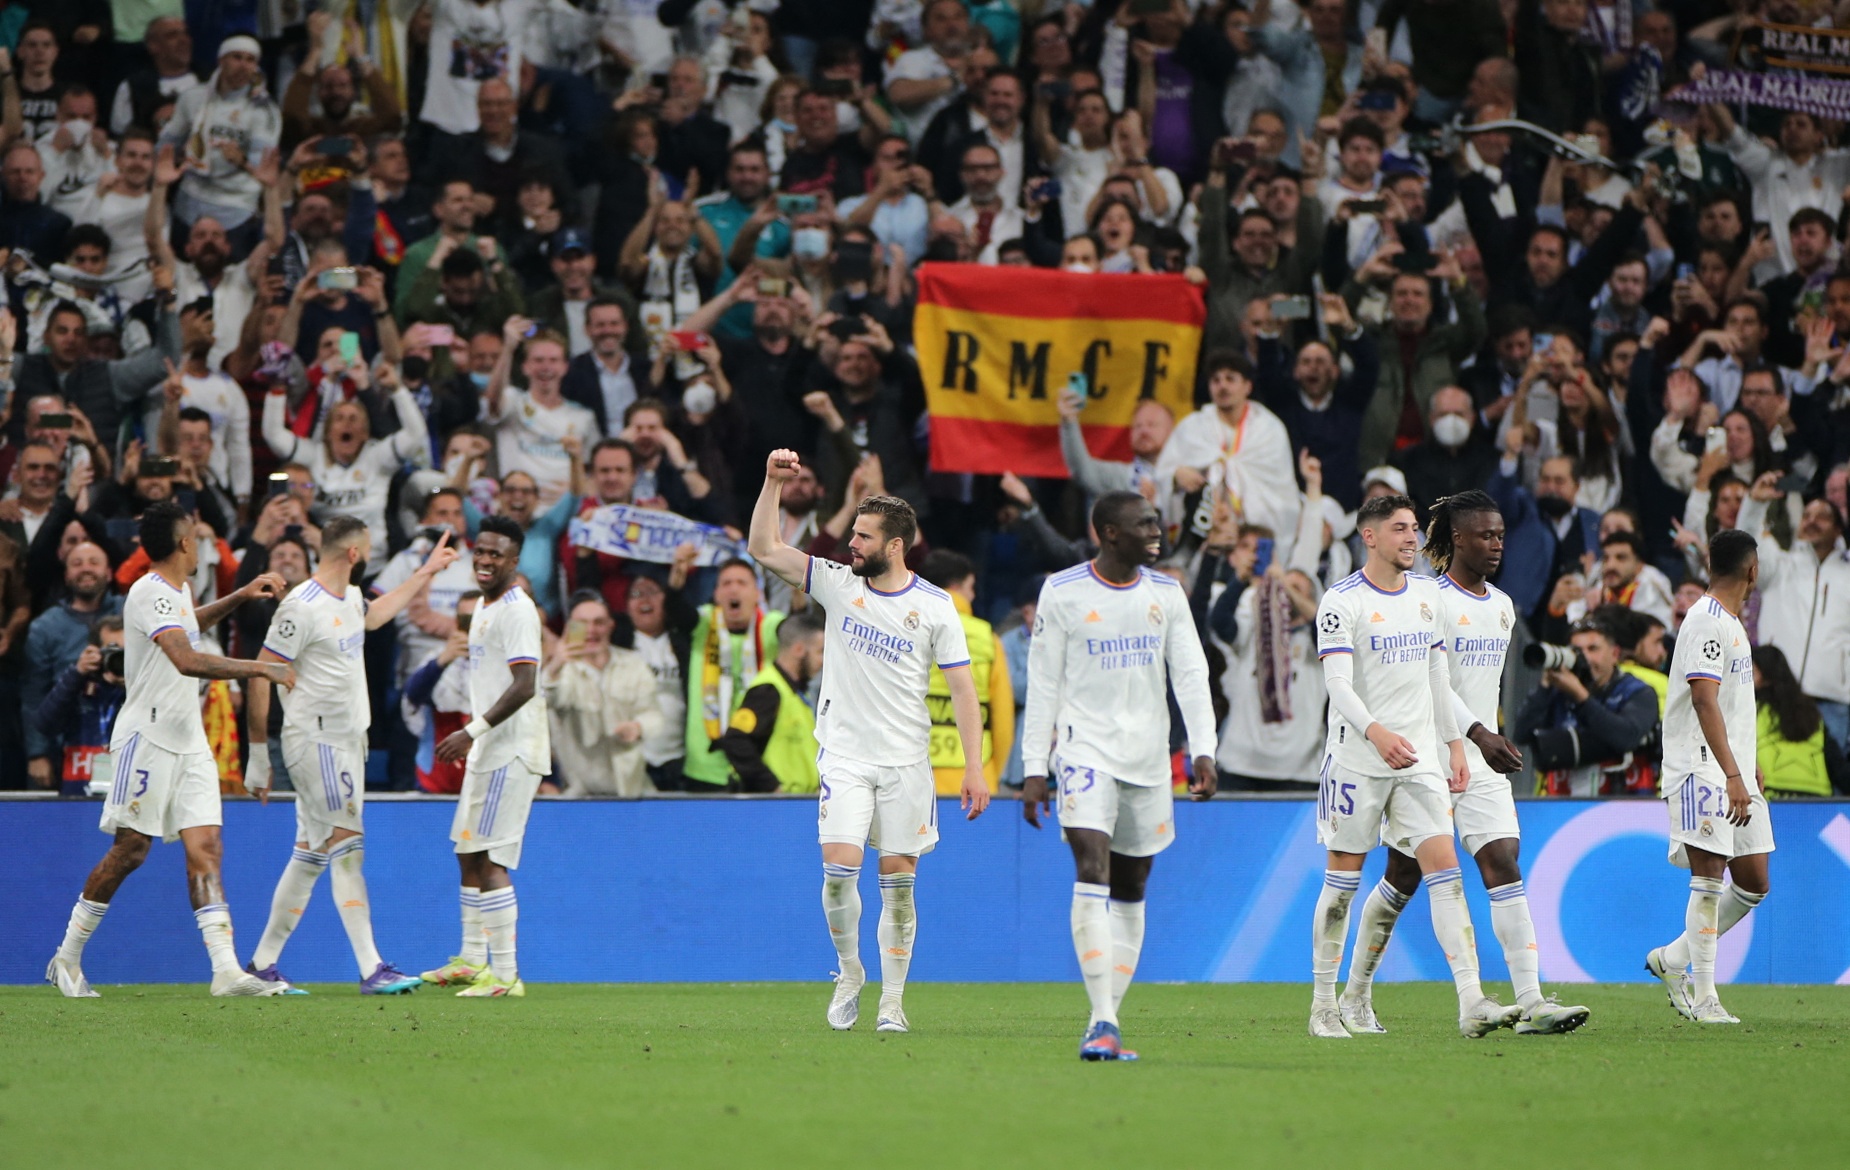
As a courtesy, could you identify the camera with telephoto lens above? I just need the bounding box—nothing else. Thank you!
[100,644,125,677]
[1524,641,1592,685]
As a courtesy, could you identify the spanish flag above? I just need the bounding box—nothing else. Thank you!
[916,265,1204,478]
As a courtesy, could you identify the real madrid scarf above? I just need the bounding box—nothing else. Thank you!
[701,608,768,741]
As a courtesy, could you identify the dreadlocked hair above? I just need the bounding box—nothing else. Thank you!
[1424,490,1500,575]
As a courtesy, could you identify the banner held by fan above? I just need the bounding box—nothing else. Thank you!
[915,265,1204,478]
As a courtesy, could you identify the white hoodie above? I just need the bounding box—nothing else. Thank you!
[160,72,280,228]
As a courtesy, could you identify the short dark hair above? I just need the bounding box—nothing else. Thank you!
[919,549,976,590]
[857,494,917,547]
[1709,528,1758,580]
[590,436,638,464]
[478,513,526,550]
[1600,529,1645,560]
[1091,489,1147,539]
[1338,116,1385,150]
[422,486,464,520]
[1790,207,1835,236]
[1202,348,1254,381]
[1530,223,1570,253]
[1722,293,1767,328]
[139,500,191,562]
[778,608,826,650]
[586,294,627,319]
[623,397,670,427]
[180,295,215,319]
[177,406,213,428]
[321,514,370,553]
[1357,493,1416,529]
[64,223,111,259]
[716,556,757,579]
[440,248,485,280]
[47,299,87,331]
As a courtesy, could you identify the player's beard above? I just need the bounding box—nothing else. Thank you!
[349,558,367,588]
[851,549,890,579]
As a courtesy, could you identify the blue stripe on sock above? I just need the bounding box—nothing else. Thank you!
[1374,878,1411,909]
[822,863,860,878]
[1324,871,1362,890]
[1422,867,1463,887]
[1487,881,1526,902]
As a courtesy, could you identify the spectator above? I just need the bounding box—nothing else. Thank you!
[392,180,511,321]
[1394,386,1499,520]
[1490,437,1602,639]
[616,567,697,792]
[402,590,478,794]
[13,288,180,455]
[12,21,66,145]
[717,609,826,794]
[1058,385,1173,504]
[529,232,641,363]
[373,488,478,690]
[1254,292,1378,511]
[543,591,665,798]
[884,0,974,145]
[562,296,653,438]
[31,615,125,796]
[158,35,278,242]
[429,78,574,240]
[1198,138,1324,357]
[1673,296,1806,416]
[918,549,1013,795]
[700,143,792,336]
[399,242,522,353]
[1754,645,1849,798]
[1157,349,1301,560]
[781,85,871,201]
[1347,247,1484,472]
[681,558,780,793]
[108,15,202,138]
[1711,103,1850,279]
[617,192,723,346]
[1573,529,1674,626]
[419,0,531,138]
[1741,485,1850,756]
[1511,614,1660,796]
[278,16,402,155]
[483,318,598,509]
[0,142,75,258]
[652,57,733,199]
[21,539,119,787]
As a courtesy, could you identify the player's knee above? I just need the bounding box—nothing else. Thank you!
[1382,849,1422,895]
[1474,839,1522,887]
[184,834,223,872]
[110,832,152,869]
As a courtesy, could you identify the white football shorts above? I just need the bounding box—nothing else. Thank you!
[1317,755,1452,855]
[282,730,367,850]
[1053,759,1176,857]
[99,733,221,842]
[817,748,938,857]
[451,757,544,869]
[1667,776,1775,867]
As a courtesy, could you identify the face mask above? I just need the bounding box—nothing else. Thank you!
[469,371,491,389]
[1431,413,1471,448]
[1536,493,1573,519]
[400,354,430,384]
[63,119,93,146]
[1064,262,1096,274]
[682,381,718,416]
[792,228,831,260]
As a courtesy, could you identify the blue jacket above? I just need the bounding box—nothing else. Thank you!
[1487,463,1600,618]
[22,597,124,761]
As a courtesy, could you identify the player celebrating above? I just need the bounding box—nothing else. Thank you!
[748,449,991,1035]
[422,516,551,997]
[1338,492,1589,1036]
[46,502,297,998]
[241,517,461,994]
[1021,491,1219,1062]
[1646,529,1769,1025]
[1311,493,1520,1040]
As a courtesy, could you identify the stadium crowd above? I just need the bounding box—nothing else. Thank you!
[0,0,1848,801]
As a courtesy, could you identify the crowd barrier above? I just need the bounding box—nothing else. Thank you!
[8,797,1849,985]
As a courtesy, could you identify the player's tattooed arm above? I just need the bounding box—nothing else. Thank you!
[747,449,814,590]
[194,572,288,631]
[154,628,296,688]
[436,663,538,762]
[1689,677,1752,825]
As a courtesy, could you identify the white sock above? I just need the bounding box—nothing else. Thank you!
[252,848,328,969]
[194,903,240,976]
[877,872,916,1003]
[1072,883,1115,1026]
[1487,880,1544,1013]
[328,837,383,977]
[821,862,862,974]
[459,886,487,965]
[1343,877,1410,1000]
[1686,876,1724,1001]
[1717,885,1765,936]
[1107,898,1145,1011]
[56,897,108,965]
[478,886,519,981]
[1311,870,1360,1007]
[1423,867,1484,1009]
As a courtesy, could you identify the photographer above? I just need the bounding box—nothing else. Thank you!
[1511,616,1660,797]
[32,615,125,796]
[21,541,119,789]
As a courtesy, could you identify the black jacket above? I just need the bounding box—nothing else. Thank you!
[562,351,656,439]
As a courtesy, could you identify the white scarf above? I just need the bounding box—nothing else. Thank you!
[640,241,705,375]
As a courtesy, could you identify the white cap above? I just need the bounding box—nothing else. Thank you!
[218,34,262,59]
[1321,495,1354,540]
[1361,465,1408,497]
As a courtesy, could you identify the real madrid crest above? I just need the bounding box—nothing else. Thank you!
[1147,604,1163,626]
[1419,602,1432,622]
[903,611,920,631]
[1500,610,1511,630]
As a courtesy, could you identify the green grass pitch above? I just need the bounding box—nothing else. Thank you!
[5,982,1849,1169]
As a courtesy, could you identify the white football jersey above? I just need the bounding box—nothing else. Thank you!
[491,388,597,509]
[467,585,551,771]
[263,578,371,739]
[1022,562,1217,787]
[1316,570,1445,780]
[1434,574,1515,776]
[116,572,209,755]
[1663,594,1755,793]
[804,557,970,767]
